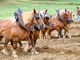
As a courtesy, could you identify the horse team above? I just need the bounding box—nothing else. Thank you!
[0,8,74,57]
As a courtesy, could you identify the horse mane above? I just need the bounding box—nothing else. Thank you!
[59,9,72,16]
[22,11,34,25]
[58,10,65,17]
[40,10,48,20]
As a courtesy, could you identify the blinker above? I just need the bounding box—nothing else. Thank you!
[35,14,40,20]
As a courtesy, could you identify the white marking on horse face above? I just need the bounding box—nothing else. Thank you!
[40,11,45,19]
[38,12,46,28]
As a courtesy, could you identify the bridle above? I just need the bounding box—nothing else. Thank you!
[43,13,54,27]
[15,11,44,31]
[57,10,73,23]
[14,12,34,31]
[33,13,44,30]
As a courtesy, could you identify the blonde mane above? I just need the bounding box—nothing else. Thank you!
[59,10,65,16]
[22,11,34,25]
[59,9,74,21]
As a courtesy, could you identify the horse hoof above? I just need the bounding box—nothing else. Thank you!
[69,36,71,38]
[31,51,39,55]
[1,49,9,55]
[18,45,23,48]
[57,38,63,40]
[12,54,18,58]
[63,36,65,38]
[23,49,27,52]
[35,51,39,54]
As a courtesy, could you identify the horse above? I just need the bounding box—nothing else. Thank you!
[0,8,45,57]
[18,10,54,54]
[46,9,74,39]
[39,10,54,39]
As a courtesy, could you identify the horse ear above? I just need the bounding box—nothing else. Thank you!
[65,9,67,12]
[14,12,19,21]
[45,9,48,13]
[33,9,36,14]
[50,15,52,18]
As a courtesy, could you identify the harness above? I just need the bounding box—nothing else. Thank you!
[57,10,73,24]
[14,8,35,31]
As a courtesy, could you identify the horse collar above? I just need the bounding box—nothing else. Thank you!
[14,8,34,31]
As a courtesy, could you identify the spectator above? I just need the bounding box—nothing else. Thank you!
[77,7,80,22]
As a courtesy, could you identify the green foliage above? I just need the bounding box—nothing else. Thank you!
[0,0,79,20]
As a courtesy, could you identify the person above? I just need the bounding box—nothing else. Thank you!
[77,7,80,22]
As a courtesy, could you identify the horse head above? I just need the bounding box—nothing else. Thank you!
[40,10,54,28]
[57,9,74,24]
[32,9,45,30]
[64,9,74,23]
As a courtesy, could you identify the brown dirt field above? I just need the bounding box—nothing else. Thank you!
[0,22,80,60]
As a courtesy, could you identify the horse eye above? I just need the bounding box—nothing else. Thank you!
[45,16,49,20]
[35,14,40,20]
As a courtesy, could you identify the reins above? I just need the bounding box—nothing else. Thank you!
[0,21,17,33]
[17,16,34,31]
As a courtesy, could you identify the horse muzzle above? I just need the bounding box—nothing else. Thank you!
[49,23,54,28]
[38,24,45,30]
[66,18,74,24]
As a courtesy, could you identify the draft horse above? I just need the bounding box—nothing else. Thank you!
[18,10,54,54]
[46,9,74,39]
[0,8,45,57]
[39,10,54,39]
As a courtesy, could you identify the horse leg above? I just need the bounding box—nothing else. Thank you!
[30,31,39,54]
[1,39,9,55]
[10,41,14,51]
[23,37,31,52]
[57,29,62,38]
[45,29,52,39]
[0,36,5,44]
[32,39,39,54]
[31,38,39,55]
[30,32,36,54]
[18,41,23,48]
[64,27,71,38]
[43,33,46,39]
[1,37,6,44]
[12,38,18,57]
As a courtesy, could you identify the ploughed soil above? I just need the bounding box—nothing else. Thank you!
[0,22,80,60]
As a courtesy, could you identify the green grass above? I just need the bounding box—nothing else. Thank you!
[0,0,80,20]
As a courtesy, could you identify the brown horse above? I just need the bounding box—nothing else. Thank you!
[46,9,74,39]
[18,10,54,54]
[39,10,54,39]
[0,9,45,57]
